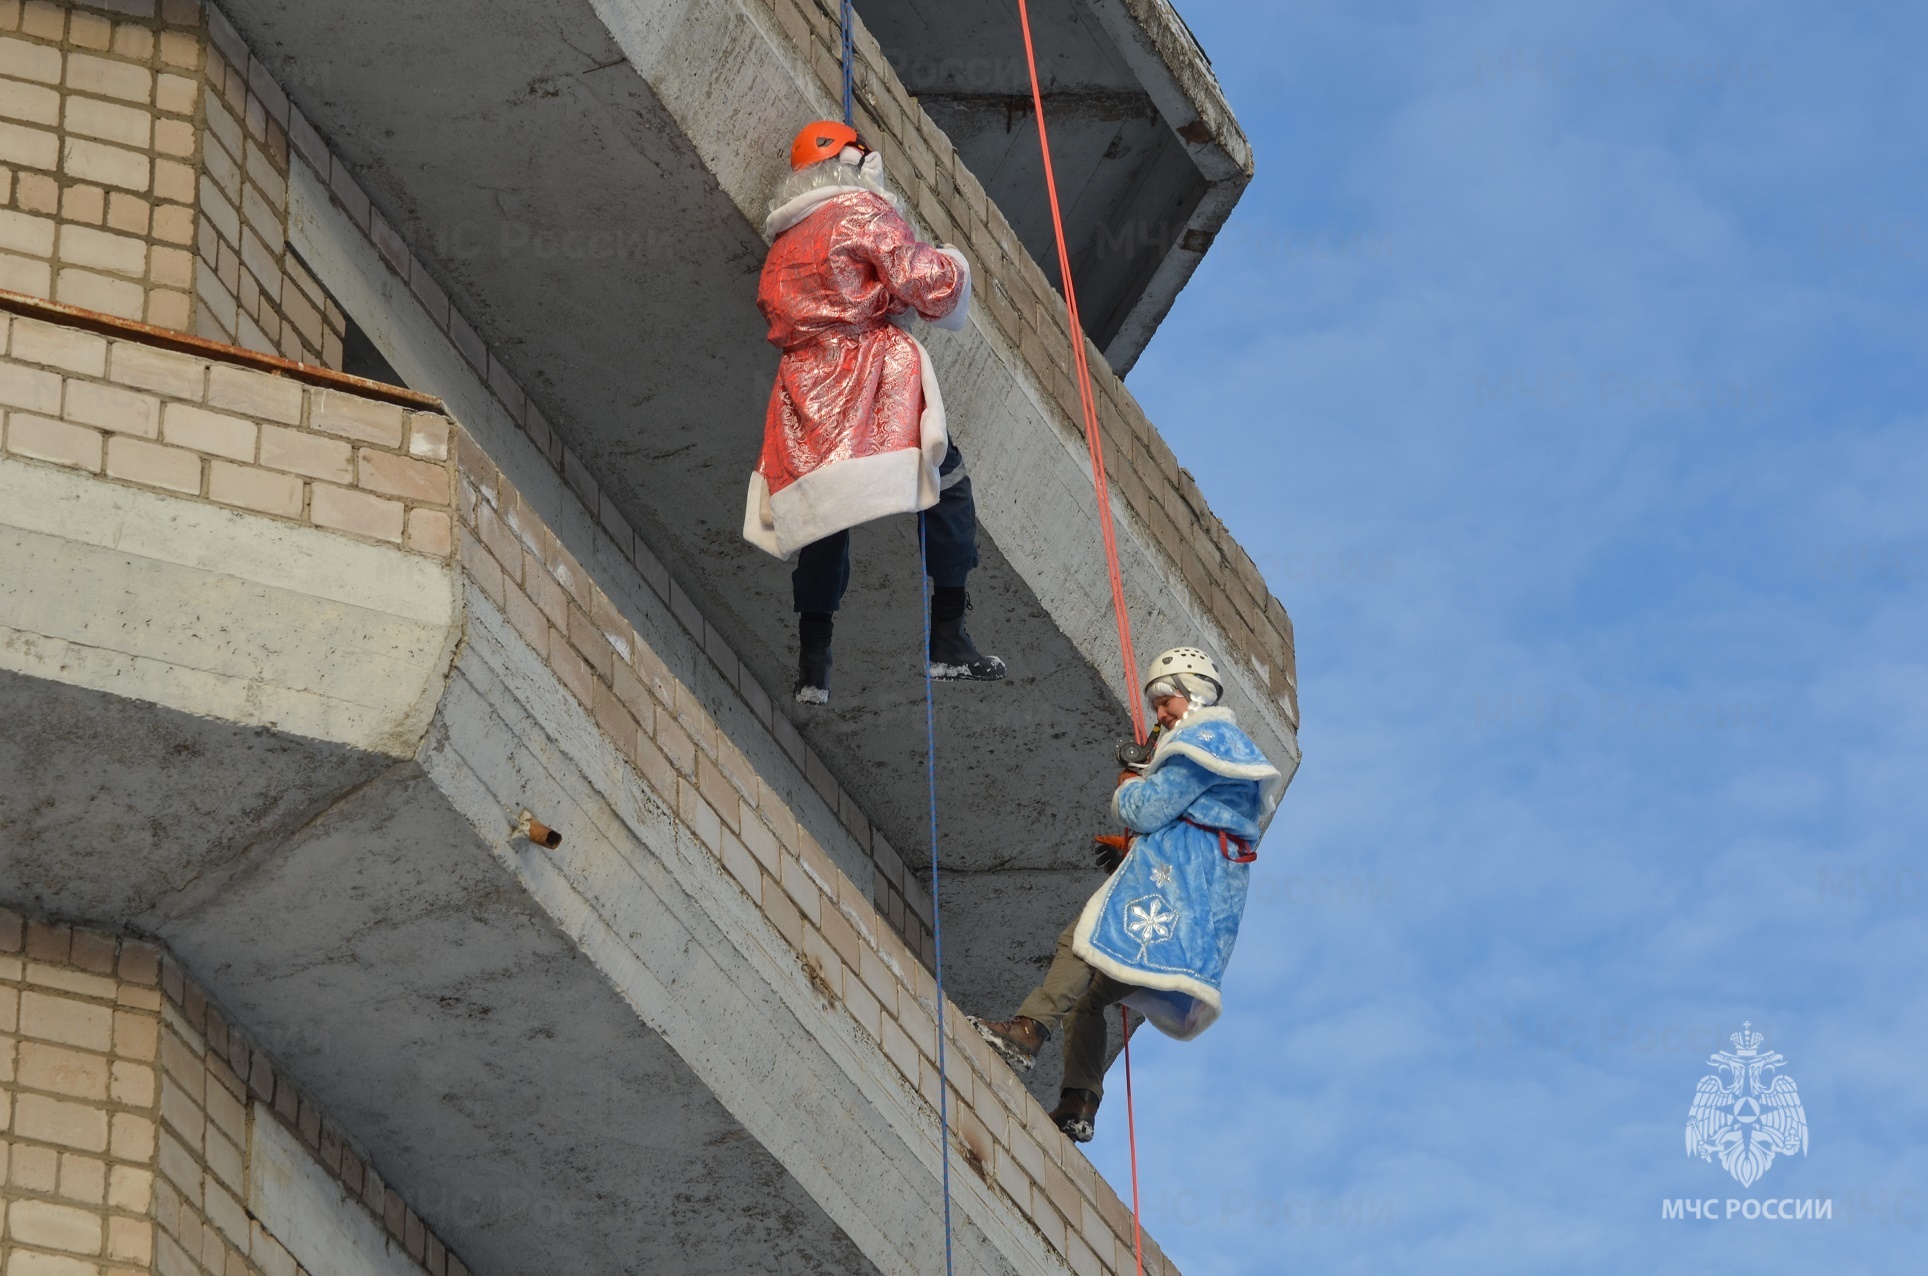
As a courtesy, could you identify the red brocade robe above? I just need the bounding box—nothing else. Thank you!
[743,187,971,558]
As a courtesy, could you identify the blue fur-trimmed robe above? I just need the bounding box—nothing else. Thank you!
[1073,706,1283,1041]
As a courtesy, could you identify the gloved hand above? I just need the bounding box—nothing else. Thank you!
[1093,833,1130,875]
[1115,770,1139,788]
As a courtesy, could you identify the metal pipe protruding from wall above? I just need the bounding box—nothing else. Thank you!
[515,809,562,849]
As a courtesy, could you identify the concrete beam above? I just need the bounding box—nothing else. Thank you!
[0,451,883,1272]
[232,0,1294,1071]
[858,0,1252,369]
[0,457,456,760]
[0,441,1143,1271]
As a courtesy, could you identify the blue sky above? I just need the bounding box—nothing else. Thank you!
[1080,2,1928,1271]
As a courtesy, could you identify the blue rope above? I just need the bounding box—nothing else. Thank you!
[920,512,956,1276]
[841,9,950,1258]
[840,0,855,126]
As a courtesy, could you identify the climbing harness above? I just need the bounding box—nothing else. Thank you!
[1012,0,1152,1267]
[1183,816,1259,864]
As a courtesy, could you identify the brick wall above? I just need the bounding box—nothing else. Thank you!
[0,0,1296,724]
[0,913,161,1273]
[0,306,454,556]
[457,437,1180,1276]
[0,0,204,331]
[0,909,472,1276]
[192,4,341,364]
[766,0,1299,721]
[0,0,345,367]
[190,0,1295,722]
[273,89,953,965]
[0,295,1184,1270]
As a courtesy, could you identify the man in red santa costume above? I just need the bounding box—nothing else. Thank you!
[745,121,1005,704]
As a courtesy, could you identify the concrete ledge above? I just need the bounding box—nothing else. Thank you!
[435,436,1175,1271]
[594,0,1296,735]
[225,0,1298,755]
[0,455,456,757]
[0,338,1173,1268]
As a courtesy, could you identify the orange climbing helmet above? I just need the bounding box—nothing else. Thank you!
[789,120,864,171]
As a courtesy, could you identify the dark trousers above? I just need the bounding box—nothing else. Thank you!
[791,444,978,613]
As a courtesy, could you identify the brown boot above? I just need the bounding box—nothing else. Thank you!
[1050,1088,1100,1143]
[968,1015,1046,1073]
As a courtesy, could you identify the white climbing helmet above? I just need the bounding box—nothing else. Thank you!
[1144,646,1222,706]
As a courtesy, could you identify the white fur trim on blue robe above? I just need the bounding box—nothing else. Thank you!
[1071,706,1281,1041]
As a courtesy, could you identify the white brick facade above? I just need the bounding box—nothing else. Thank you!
[0,911,474,1276]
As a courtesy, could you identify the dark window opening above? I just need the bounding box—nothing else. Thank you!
[342,316,407,388]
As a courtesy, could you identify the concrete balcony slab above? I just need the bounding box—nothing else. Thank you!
[1,406,1161,1271]
[223,0,1297,1051]
[858,0,1253,369]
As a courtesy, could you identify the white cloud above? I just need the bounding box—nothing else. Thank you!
[1080,1,1928,1270]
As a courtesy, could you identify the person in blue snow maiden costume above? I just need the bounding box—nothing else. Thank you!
[969,645,1284,1142]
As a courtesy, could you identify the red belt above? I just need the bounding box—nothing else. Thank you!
[1182,817,1257,864]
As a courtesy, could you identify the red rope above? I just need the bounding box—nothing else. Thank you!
[1013,2,1149,1271]
[1120,1004,1146,1276]
[1014,0,1147,747]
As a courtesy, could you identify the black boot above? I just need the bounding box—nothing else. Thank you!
[1049,1088,1100,1143]
[928,588,1005,681]
[795,612,833,705]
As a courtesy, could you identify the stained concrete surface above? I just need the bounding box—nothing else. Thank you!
[226,0,1179,1049]
[0,456,460,757]
[856,0,1218,364]
[0,463,1069,1272]
[167,757,887,1276]
[0,672,886,1274]
[0,670,393,925]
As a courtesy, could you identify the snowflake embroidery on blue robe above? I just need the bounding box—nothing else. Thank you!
[1124,896,1177,960]
[1072,705,1280,1043]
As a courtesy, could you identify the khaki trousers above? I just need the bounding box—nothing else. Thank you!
[1015,919,1133,1098]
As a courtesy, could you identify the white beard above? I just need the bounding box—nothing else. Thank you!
[766,149,908,233]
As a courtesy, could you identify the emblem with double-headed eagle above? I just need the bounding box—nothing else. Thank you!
[1685,1022,1808,1187]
